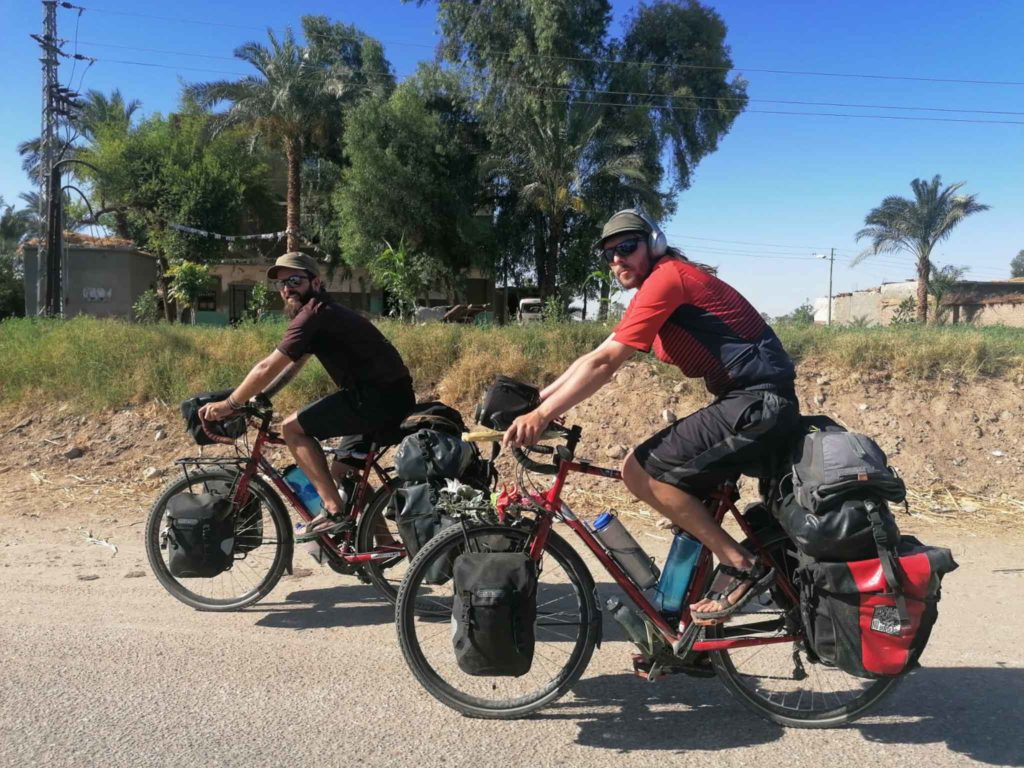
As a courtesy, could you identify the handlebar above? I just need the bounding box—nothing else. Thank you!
[197,393,275,444]
[463,423,581,476]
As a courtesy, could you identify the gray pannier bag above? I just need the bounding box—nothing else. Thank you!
[791,430,906,514]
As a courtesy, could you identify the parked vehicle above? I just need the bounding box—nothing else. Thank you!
[517,298,543,324]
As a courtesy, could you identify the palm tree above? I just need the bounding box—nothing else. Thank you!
[498,99,660,300]
[855,175,989,324]
[185,28,353,252]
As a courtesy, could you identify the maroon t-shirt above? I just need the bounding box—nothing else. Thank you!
[277,297,410,390]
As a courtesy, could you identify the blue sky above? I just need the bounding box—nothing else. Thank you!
[2,0,1021,316]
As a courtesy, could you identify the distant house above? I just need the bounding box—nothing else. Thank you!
[942,278,1024,327]
[20,233,159,318]
[816,280,917,325]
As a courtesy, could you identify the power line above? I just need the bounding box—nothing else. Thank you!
[73,3,1024,87]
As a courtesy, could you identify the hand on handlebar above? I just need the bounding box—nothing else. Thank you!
[198,399,239,422]
[502,409,552,449]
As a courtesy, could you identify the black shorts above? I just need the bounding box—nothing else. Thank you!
[297,378,415,441]
[633,388,800,497]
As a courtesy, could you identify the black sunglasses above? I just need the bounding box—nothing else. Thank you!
[600,237,642,264]
[274,275,310,290]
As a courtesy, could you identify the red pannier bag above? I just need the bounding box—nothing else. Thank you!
[798,536,958,678]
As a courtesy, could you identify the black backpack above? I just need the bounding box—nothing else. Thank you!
[165,493,236,578]
[451,552,538,677]
[791,428,906,514]
[474,377,540,429]
[180,389,247,446]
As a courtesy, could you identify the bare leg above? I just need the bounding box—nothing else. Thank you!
[281,413,344,519]
[620,453,756,614]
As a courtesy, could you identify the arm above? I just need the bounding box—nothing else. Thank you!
[262,354,310,398]
[198,350,295,421]
[504,340,635,447]
[540,333,616,400]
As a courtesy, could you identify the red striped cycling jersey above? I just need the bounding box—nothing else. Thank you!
[612,258,795,396]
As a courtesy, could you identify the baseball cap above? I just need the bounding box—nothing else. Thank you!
[267,251,320,279]
[592,210,653,250]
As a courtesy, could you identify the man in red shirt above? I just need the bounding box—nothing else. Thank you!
[200,252,414,538]
[504,211,799,622]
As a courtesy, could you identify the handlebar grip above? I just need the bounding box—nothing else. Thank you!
[511,445,560,475]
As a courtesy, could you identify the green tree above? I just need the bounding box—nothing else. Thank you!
[368,238,440,320]
[335,64,489,292]
[132,289,161,323]
[422,0,746,300]
[855,175,989,324]
[185,23,390,252]
[1011,249,1024,278]
[0,196,32,319]
[166,261,213,325]
[927,263,969,324]
[778,300,815,325]
[247,281,272,322]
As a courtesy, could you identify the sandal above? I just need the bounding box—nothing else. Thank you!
[295,514,352,542]
[691,559,775,623]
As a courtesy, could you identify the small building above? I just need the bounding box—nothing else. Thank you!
[20,233,159,318]
[942,278,1024,327]
[817,280,916,325]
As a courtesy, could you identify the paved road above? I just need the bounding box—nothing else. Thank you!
[1,520,1021,768]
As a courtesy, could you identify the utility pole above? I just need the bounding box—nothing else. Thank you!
[34,0,60,315]
[814,248,835,325]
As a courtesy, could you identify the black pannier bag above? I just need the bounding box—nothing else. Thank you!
[792,429,906,514]
[475,377,540,430]
[180,389,247,446]
[399,401,467,437]
[451,552,538,677]
[775,489,900,562]
[798,536,958,678]
[394,429,473,482]
[165,493,236,578]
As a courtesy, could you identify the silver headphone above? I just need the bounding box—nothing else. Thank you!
[623,209,667,258]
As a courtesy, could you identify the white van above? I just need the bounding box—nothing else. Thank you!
[517,298,544,324]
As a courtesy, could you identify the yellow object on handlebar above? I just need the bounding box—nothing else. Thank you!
[462,428,563,443]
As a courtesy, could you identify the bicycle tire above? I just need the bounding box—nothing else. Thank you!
[395,522,600,719]
[353,483,403,603]
[145,469,293,611]
[708,527,901,727]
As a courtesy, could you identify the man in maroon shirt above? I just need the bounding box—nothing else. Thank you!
[504,211,799,622]
[200,252,414,537]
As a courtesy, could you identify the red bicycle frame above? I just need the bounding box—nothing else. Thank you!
[524,455,800,655]
[230,425,405,566]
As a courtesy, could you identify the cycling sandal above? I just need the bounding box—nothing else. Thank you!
[295,514,351,542]
[691,559,775,623]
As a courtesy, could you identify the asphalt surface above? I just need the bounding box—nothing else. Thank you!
[1,521,1021,768]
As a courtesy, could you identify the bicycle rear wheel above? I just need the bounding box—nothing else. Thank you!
[395,523,600,719]
[145,469,292,611]
[707,528,900,727]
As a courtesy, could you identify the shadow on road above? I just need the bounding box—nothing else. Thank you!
[253,583,394,629]
[540,666,1022,765]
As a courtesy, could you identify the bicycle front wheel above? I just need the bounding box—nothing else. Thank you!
[145,469,293,611]
[395,523,600,719]
[708,528,900,727]
[354,483,404,603]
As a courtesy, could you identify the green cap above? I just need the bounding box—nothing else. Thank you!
[267,251,320,279]
[593,210,652,250]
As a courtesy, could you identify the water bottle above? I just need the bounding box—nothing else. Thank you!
[652,529,703,615]
[591,511,660,589]
[282,464,323,515]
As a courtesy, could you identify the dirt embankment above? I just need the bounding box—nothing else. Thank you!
[1,361,1022,529]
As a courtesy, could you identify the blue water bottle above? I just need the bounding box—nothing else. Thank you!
[282,465,323,515]
[653,530,703,615]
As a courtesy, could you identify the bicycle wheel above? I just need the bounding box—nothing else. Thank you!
[145,469,293,611]
[396,522,600,719]
[707,528,901,727]
[353,483,405,603]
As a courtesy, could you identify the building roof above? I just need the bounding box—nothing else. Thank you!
[941,279,1024,306]
[19,231,140,251]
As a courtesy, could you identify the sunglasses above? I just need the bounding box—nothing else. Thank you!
[600,237,642,264]
[274,275,310,290]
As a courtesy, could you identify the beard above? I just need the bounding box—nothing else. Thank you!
[282,286,316,319]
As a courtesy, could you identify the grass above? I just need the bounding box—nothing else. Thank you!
[1,316,1022,413]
